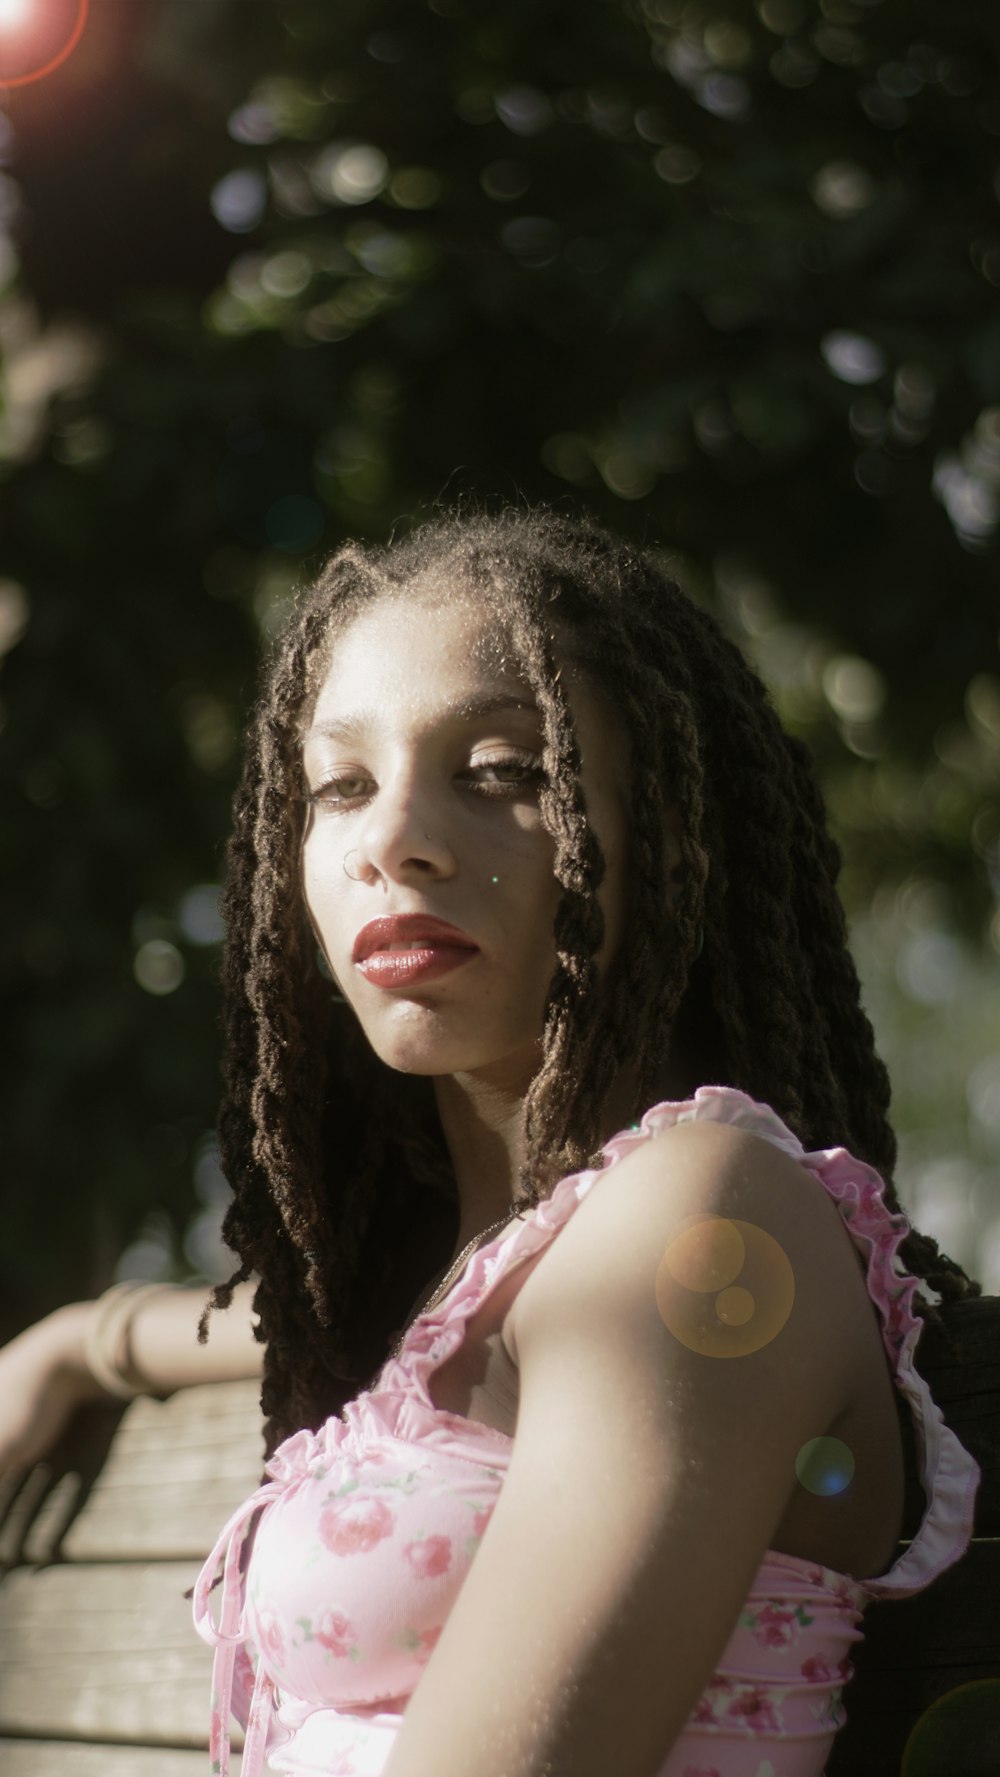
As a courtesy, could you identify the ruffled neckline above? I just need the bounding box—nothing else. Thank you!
[338,1087,981,1599]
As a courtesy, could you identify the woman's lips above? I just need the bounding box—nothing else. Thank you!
[351,914,480,988]
[355,944,478,988]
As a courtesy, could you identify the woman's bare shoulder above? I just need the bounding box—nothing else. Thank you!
[506,1113,871,1384]
[392,1119,873,1777]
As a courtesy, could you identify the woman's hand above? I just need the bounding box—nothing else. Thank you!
[0,1302,108,1478]
[0,1280,264,1480]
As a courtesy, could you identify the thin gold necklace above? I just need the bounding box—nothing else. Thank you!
[385,1207,522,1364]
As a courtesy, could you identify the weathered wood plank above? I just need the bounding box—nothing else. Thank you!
[0,1398,126,1572]
[0,1562,242,1748]
[0,1740,235,1775]
[0,1381,264,1567]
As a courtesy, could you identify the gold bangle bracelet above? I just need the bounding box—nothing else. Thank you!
[82,1281,177,1401]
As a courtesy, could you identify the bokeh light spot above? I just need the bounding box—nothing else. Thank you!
[495,84,553,137]
[134,939,185,996]
[902,1679,1000,1776]
[210,168,267,234]
[716,1284,755,1326]
[178,884,225,946]
[260,249,312,299]
[810,159,877,218]
[113,1209,175,1283]
[389,166,441,209]
[653,143,701,185]
[312,142,389,206]
[656,1217,795,1357]
[795,1436,855,1496]
[821,330,886,386]
[822,654,886,722]
[663,1216,745,1293]
[0,576,29,657]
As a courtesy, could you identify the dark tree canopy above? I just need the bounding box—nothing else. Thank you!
[1,0,998,1329]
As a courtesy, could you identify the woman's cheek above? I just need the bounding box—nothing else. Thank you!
[301,845,345,955]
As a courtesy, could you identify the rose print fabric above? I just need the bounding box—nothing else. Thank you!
[193,1086,980,1777]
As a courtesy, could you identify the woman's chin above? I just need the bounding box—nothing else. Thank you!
[359,1012,479,1078]
[359,1015,533,1085]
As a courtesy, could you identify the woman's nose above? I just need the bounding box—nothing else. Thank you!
[350,774,456,884]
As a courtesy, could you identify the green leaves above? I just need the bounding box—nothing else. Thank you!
[3,0,999,1323]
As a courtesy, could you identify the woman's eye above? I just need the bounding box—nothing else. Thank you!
[466,753,545,793]
[307,774,372,807]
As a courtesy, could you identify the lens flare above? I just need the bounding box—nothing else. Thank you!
[902,1679,1000,1776]
[0,0,88,88]
[0,0,31,29]
[655,1215,795,1357]
[795,1436,855,1497]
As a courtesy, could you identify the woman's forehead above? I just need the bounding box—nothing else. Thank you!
[311,586,527,685]
[303,589,630,787]
[303,591,535,728]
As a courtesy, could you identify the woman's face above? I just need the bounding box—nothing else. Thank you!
[299,588,631,1094]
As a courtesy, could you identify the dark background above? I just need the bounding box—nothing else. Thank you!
[2,0,998,1336]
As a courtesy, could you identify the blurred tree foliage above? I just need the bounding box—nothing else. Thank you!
[1,0,999,1332]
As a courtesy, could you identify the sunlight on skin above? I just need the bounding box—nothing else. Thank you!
[654,1214,796,1357]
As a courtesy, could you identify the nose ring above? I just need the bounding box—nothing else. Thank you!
[343,850,363,881]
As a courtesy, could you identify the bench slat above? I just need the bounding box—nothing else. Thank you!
[0,1562,239,1748]
[0,1740,231,1775]
[59,1380,262,1564]
[0,1381,264,1567]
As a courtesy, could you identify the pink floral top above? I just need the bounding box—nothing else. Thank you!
[193,1087,980,1777]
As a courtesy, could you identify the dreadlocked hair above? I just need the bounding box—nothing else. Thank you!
[198,502,979,1459]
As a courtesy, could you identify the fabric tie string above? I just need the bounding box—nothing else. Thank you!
[193,1479,286,1777]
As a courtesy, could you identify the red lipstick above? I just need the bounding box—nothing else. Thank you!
[352,915,479,989]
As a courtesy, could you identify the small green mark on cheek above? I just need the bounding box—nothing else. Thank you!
[490,875,499,884]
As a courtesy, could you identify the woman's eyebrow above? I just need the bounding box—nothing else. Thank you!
[304,692,540,744]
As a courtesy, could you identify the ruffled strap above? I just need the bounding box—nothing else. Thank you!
[192,1479,284,1777]
[384,1082,979,1600]
[601,1086,980,1598]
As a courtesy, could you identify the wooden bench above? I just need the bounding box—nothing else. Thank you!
[1,1297,997,1775]
[826,1293,1000,1776]
[0,1377,263,1774]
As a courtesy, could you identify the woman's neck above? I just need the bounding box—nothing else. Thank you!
[433,1070,527,1261]
[432,1051,693,1265]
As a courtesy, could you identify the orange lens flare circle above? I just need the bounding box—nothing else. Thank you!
[901,1679,1000,1776]
[655,1215,796,1358]
[0,0,88,89]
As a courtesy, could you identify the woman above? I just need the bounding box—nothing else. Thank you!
[2,505,980,1777]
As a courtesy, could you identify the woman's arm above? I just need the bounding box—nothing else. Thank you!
[0,1280,263,1476]
[123,1279,263,1393]
[382,1119,871,1777]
